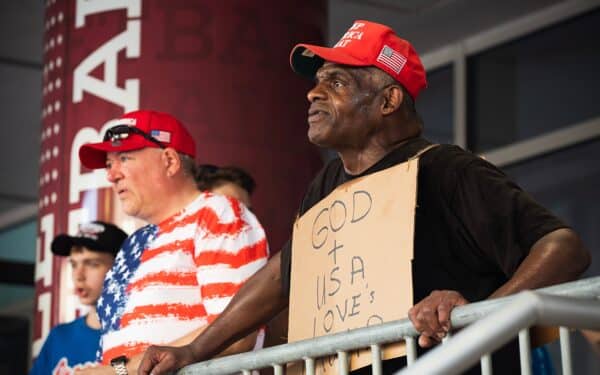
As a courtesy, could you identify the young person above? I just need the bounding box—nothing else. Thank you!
[30,221,127,374]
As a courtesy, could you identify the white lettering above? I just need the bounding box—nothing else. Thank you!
[32,292,52,357]
[349,22,365,31]
[75,0,141,28]
[35,213,55,288]
[73,20,140,112]
[334,39,352,48]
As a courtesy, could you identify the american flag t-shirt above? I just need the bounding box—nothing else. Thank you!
[376,45,407,74]
[96,192,269,363]
[95,224,157,361]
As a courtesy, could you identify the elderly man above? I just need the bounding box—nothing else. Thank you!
[75,110,269,374]
[139,21,590,375]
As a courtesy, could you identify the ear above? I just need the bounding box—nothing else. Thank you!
[380,85,403,115]
[161,148,182,177]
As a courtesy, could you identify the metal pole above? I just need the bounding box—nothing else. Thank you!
[304,357,315,375]
[405,336,417,366]
[480,354,492,375]
[371,344,382,375]
[338,351,349,375]
[560,327,572,375]
[518,329,531,375]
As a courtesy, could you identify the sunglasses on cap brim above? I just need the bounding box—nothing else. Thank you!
[103,125,165,149]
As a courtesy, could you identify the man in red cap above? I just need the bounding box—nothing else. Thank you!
[76,110,269,374]
[139,21,589,375]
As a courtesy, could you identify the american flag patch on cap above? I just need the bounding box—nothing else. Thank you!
[376,45,407,74]
[150,130,171,143]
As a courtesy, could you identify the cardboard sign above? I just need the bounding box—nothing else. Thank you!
[288,159,419,374]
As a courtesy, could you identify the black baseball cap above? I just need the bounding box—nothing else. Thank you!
[51,221,128,257]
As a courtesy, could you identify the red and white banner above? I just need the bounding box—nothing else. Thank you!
[34,0,325,357]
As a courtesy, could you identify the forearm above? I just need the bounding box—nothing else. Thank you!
[491,228,590,298]
[216,331,259,357]
[189,251,288,360]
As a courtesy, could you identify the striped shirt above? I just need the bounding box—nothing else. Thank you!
[96,192,269,363]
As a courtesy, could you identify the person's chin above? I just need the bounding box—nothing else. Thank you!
[121,204,139,217]
[78,297,94,306]
[308,133,332,148]
[307,127,329,147]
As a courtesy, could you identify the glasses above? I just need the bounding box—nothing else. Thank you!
[103,125,165,148]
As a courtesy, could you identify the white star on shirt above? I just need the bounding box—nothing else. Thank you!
[107,281,117,293]
[104,304,111,316]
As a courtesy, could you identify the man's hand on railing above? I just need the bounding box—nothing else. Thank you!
[138,344,196,375]
[408,290,469,348]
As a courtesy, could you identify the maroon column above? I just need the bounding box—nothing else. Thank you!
[34,0,325,357]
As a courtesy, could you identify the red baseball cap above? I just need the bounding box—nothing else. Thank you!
[290,20,427,100]
[79,110,196,169]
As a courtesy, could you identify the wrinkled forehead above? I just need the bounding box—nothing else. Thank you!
[317,62,387,90]
[316,62,365,80]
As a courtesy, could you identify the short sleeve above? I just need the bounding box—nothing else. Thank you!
[449,157,567,276]
[194,196,269,321]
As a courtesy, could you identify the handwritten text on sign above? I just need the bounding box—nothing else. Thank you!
[289,159,419,374]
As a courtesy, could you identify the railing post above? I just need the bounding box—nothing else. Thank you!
[560,327,573,375]
[272,364,283,375]
[480,354,492,375]
[304,357,315,375]
[405,336,417,365]
[518,329,531,375]
[371,344,382,375]
[337,351,349,375]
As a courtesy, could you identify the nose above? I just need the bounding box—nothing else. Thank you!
[307,82,326,103]
[73,264,85,282]
[106,162,122,184]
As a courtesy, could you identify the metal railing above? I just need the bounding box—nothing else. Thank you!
[398,292,600,375]
[178,276,600,375]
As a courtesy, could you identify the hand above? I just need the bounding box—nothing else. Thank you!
[138,344,196,375]
[408,290,468,348]
[74,365,113,375]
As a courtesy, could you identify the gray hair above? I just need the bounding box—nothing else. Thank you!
[179,153,197,178]
[364,66,423,131]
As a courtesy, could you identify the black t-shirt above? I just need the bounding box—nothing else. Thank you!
[280,137,566,373]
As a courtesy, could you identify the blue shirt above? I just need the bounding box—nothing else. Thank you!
[29,316,100,375]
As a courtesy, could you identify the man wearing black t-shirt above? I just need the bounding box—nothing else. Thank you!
[139,20,590,375]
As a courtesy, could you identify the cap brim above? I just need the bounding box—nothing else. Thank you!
[51,234,76,256]
[79,138,151,169]
[51,234,111,256]
[290,44,371,79]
